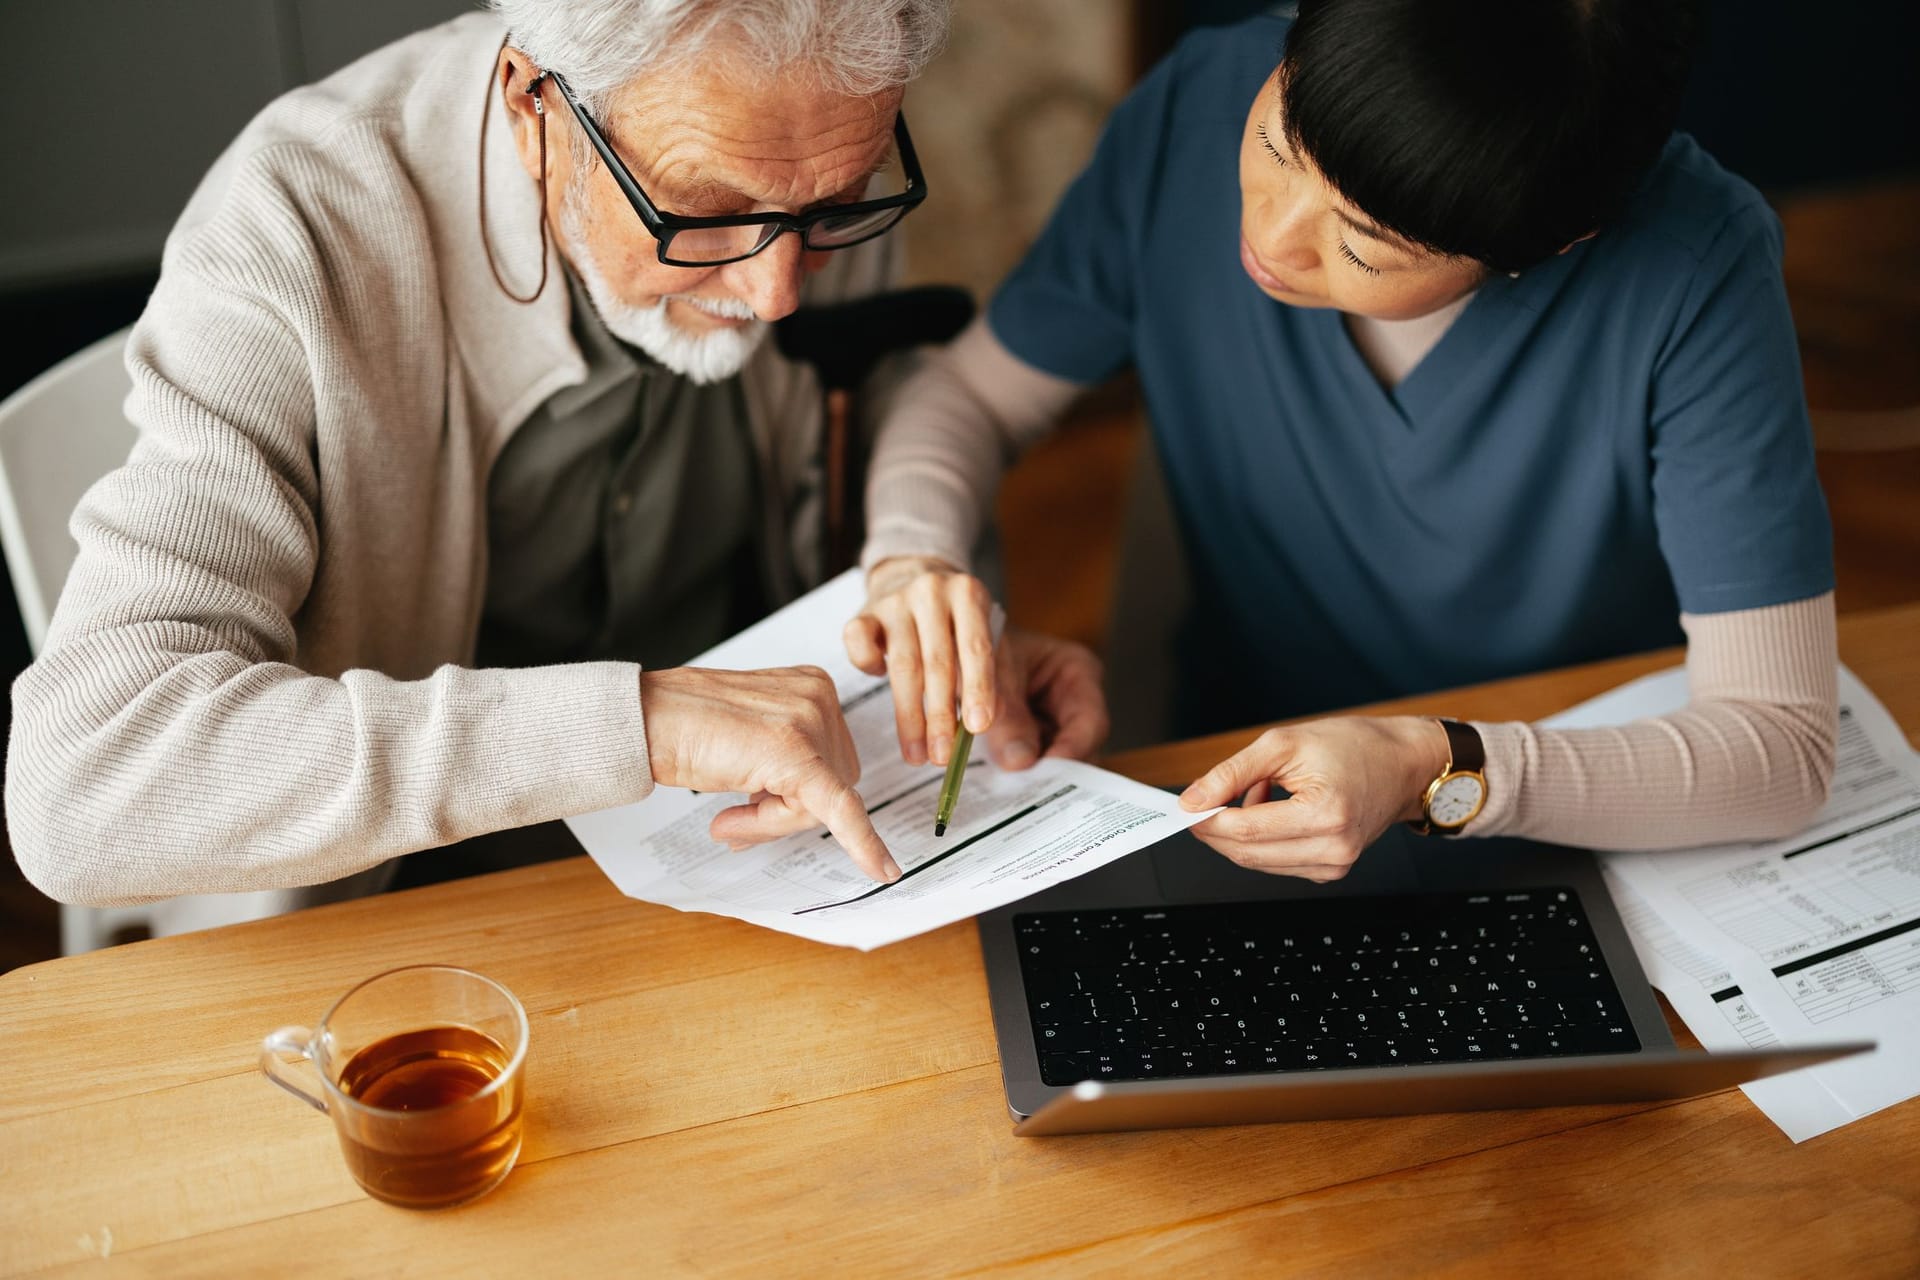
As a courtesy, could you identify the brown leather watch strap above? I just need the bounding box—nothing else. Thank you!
[1439,719,1484,774]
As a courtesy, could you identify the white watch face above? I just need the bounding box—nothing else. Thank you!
[1430,774,1486,828]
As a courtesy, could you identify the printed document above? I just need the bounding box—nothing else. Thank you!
[567,571,1215,950]
[1550,667,1920,1140]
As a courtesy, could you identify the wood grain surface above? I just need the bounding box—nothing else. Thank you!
[3,604,1917,1276]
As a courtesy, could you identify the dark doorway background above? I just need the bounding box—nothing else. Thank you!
[1134,0,1920,190]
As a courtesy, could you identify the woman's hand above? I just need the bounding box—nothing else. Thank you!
[1179,716,1450,880]
[844,556,1002,765]
[843,556,1109,767]
[986,629,1110,767]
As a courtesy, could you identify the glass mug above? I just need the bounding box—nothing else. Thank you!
[260,965,529,1209]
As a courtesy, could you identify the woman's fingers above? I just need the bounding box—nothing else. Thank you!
[985,640,1042,769]
[843,615,888,678]
[875,607,928,765]
[1191,799,1364,879]
[949,576,999,734]
[1181,727,1295,811]
[907,578,960,763]
[1191,826,1361,880]
[1026,635,1110,760]
[854,562,1002,769]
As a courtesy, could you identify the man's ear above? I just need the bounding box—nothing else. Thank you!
[1557,230,1599,256]
[496,46,548,186]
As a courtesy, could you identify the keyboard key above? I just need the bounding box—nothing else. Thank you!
[1276,982,1335,1008]
[1157,1047,1206,1076]
[1547,1024,1640,1055]
[1207,1045,1256,1074]
[1136,989,1192,1018]
[1332,1037,1391,1067]
[1342,980,1395,1007]
[1477,1001,1528,1030]
[1248,1044,1291,1070]
[1531,970,1610,999]
[1376,1037,1416,1064]
[1328,1008,1383,1036]
[1263,956,1314,983]
[1249,1011,1303,1040]
[1042,1053,1090,1084]
[1433,1032,1489,1060]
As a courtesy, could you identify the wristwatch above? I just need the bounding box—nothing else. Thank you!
[1410,719,1487,836]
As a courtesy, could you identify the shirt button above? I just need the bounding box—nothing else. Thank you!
[612,493,633,516]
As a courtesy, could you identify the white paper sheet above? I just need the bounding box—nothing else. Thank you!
[1597,868,1855,1141]
[1545,666,1920,1140]
[566,570,1216,950]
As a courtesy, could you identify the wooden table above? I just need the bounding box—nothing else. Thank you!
[5,606,1919,1276]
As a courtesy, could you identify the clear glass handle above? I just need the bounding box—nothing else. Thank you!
[260,1025,328,1114]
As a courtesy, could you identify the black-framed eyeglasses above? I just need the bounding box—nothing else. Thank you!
[542,71,926,268]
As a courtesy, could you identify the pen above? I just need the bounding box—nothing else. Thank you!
[933,724,972,837]
[934,603,1003,837]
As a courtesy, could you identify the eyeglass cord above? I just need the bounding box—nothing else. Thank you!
[477,37,552,306]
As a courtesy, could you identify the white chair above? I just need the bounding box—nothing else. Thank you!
[0,329,296,953]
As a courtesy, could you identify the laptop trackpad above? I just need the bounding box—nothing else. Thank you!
[1149,826,1431,903]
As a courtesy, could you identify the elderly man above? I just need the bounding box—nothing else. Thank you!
[7,0,1105,914]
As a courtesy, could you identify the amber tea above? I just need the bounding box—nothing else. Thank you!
[332,1024,524,1209]
[262,966,529,1209]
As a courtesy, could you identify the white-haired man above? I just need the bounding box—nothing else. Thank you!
[7,1,1106,913]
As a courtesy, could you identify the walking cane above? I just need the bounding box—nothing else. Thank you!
[774,285,975,575]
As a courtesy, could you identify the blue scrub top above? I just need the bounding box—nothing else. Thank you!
[989,14,1834,730]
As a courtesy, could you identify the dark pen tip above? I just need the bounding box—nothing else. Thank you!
[934,822,947,837]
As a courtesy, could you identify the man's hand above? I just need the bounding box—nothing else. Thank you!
[844,556,1001,766]
[640,666,900,883]
[1179,716,1449,881]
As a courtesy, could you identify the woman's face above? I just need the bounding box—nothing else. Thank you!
[1238,72,1487,320]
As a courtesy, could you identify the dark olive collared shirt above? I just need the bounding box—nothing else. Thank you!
[475,272,764,671]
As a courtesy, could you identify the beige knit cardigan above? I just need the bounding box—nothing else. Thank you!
[8,14,895,908]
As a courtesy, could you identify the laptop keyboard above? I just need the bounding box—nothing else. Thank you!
[1015,888,1640,1086]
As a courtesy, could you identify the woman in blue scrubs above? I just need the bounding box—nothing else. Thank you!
[847,0,1838,872]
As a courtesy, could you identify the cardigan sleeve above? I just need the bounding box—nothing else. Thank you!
[6,256,655,907]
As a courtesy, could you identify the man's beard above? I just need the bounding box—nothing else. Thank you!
[559,188,769,385]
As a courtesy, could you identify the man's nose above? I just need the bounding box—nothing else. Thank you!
[724,233,807,322]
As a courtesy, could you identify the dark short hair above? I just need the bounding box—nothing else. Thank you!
[1279,0,1703,272]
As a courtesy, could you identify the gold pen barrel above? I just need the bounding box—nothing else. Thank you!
[934,725,973,835]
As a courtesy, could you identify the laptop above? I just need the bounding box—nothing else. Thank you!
[977,825,1871,1135]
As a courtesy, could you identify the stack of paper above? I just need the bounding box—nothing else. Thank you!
[1547,667,1920,1141]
